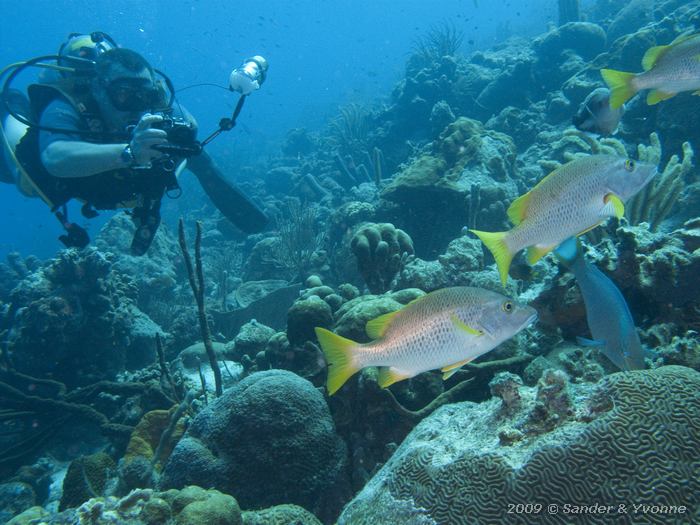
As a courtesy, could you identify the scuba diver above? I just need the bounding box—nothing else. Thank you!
[0,32,269,255]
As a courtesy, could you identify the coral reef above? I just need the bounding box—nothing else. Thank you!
[5,248,161,386]
[338,366,700,524]
[4,3,700,525]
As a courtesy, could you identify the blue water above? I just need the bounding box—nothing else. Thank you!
[0,0,556,259]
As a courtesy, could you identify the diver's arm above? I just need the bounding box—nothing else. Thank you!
[41,141,129,178]
[41,115,168,178]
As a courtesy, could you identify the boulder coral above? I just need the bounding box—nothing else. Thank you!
[161,370,349,518]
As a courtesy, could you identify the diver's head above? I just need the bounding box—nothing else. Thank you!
[59,32,116,64]
[92,48,165,129]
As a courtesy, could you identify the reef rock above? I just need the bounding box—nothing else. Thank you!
[338,366,700,524]
[22,486,242,525]
[378,117,518,258]
[161,370,349,517]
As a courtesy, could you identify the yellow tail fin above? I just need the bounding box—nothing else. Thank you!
[470,230,513,286]
[600,69,637,109]
[314,327,361,395]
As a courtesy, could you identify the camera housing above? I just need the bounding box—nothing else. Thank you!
[152,115,197,146]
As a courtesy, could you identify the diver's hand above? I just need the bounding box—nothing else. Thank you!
[129,113,168,167]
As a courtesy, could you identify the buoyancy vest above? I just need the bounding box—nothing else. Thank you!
[14,82,179,212]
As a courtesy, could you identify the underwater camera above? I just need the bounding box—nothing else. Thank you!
[151,114,201,161]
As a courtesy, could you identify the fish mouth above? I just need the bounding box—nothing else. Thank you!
[520,311,538,331]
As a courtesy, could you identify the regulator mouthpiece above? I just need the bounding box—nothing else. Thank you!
[229,55,268,95]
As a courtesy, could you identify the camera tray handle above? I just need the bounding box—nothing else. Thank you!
[199,94,247,148]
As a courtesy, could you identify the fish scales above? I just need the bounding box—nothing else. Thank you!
[508,156,613,252]
[314,286,537,394]
[363,288,486,370]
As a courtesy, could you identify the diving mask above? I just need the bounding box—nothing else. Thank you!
[105,77,163,112]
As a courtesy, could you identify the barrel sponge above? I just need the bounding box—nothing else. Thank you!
[161,370,347,511]
[338,366,700,524]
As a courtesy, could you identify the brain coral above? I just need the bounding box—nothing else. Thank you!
[338,366,700,525]
[161,370,348,515]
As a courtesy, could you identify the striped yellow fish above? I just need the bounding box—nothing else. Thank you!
[471,155,656,286]
[315,286,536,395]
[601,33,700,109]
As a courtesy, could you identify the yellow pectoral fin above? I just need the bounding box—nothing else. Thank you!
[377,367,412,388]
[441,358,473,380]
[603,193,625,219]
[365,310,400,339]
[450,314,483,336]
[576,221,603,237]
[507,192,532,226]
[642,45,670,71]
[646,89,675,105]
[526,244,554,265]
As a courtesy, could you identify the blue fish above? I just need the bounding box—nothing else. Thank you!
[555,237,648,371]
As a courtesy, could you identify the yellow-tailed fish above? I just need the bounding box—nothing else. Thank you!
[315,286,537,395]
[601,33,700,109]
[471,155,656,286]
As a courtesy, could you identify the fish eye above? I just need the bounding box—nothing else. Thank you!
[502,301,514,313]
[624,159,635,172]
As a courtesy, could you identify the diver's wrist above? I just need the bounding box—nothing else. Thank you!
[120,144,136,167]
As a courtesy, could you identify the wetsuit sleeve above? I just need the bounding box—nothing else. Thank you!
[38,99,85,153]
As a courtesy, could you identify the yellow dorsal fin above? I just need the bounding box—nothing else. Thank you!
[526,245,554,265]
[377,366,412,388]
[670,32,697,45]
[450,314,483,336]
[646,89,676,105]
[507,192,532,226]
[603,193,625,219]
[365,310,400,339]
[642,45,670,71]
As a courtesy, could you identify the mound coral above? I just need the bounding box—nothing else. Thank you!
[161,370,349,518]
